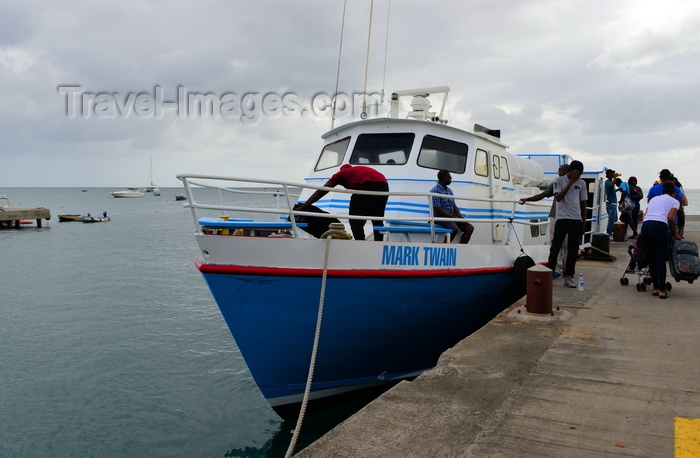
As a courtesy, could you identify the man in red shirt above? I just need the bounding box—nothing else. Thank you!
[297,164,389,240]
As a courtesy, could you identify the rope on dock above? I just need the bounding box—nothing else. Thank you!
[285,234,333,458]
[582,244,617,261]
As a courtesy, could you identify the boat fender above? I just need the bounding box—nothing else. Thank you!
[513,254,536,297]
[320,222,353,240]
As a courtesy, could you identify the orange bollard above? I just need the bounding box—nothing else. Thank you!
[525,265,553,314]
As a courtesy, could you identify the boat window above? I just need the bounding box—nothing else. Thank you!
[530,220,540,237]
[493,155,501,179]
[314,137,350,171]
[500,156,511,182]
[474,149,488,177]
[349,133,413,165]
[416,135,468,173]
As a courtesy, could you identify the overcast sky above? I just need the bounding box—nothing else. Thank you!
[2,0,699,190]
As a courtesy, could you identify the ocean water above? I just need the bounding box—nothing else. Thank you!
[0,187,368,457]
[647,188,700,216]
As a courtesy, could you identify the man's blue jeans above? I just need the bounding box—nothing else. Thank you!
[606,202,618,235]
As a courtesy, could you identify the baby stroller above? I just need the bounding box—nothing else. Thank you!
[620,239,652,291]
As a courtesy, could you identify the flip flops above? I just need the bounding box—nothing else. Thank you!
[658,291,668,299]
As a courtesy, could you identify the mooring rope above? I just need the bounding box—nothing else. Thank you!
[285,234,333,458]
[507,218,526,254]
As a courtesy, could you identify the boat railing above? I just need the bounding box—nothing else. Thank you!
[178,174,547,240]
[519,198,602,247]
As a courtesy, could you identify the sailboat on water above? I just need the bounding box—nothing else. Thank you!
[145,157,160,196]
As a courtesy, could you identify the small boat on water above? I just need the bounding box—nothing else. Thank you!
[145,157,160,196]
[58,214,83,222]
[175,194,187,201]
[82,216,110,223]
[82,213,111,223]
[263,188,282,196]
[60,212,110,222]
[110,187,145,198]
[178,86,609,417]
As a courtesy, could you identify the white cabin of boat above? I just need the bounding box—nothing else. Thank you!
[299,125,535,244]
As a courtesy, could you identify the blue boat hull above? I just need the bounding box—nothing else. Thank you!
[201,268,523,409]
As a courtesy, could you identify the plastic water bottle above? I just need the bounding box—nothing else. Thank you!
[578,273,584,291]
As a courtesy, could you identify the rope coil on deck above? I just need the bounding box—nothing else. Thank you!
[320,222,352,240]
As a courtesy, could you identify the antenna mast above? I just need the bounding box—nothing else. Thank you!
[361,0,375,119]
[331,0,348,129]
[380,0,391,104]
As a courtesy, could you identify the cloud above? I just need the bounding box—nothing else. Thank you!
[1,0,700,190]
[590,2,700,72]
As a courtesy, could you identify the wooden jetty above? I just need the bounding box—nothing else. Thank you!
[0,207,51,228]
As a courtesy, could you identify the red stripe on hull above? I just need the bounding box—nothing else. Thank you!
[195,257,519,278]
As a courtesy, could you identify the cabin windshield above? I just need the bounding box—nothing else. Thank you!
[349,133,414,165]
[315,137,350,171]
[417,135,468,173]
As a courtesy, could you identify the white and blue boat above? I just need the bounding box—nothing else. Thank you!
[179,87,607,417]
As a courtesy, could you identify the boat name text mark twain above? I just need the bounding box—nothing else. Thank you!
[381,245,457,267]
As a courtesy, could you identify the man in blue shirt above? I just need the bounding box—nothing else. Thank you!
[647,169,685,237]
[647,169,684,203]
[604,169,620,236]
[430,170,474,244]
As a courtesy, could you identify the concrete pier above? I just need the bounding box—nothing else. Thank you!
[297,217,700,457]
[0,207,51,228]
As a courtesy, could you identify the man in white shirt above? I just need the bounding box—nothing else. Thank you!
[547,160,588,288]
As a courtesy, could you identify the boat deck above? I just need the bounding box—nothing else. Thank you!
[198,217,308,236]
